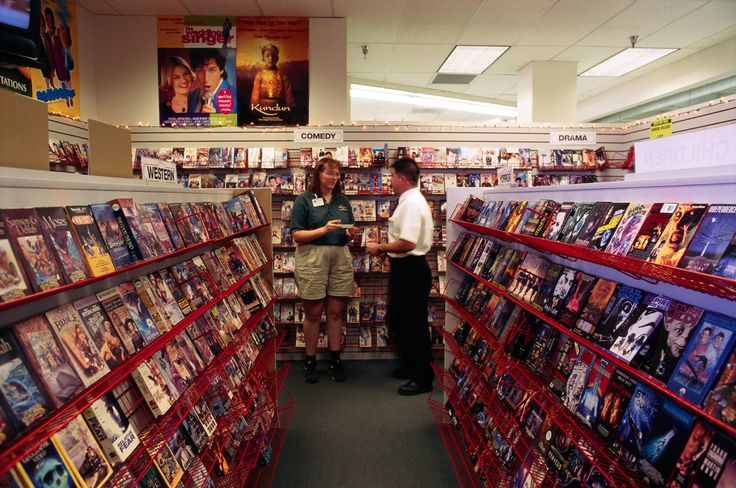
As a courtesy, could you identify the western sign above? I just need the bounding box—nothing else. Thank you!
[549,131,597,145]
[293,128,344,143]
[141,157,177,184]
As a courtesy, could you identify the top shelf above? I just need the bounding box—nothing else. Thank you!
[0,222,269,314]
[450,218,736,302]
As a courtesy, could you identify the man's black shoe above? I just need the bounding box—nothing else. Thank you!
[398,381,433,396]
[392,368,410,380]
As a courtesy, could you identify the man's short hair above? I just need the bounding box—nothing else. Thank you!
[190,48,227,78]
[391,157,420,185]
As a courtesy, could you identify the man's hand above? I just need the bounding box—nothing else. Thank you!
[366,243,381,256]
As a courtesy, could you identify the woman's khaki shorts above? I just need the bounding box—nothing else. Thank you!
[294,244,354,300]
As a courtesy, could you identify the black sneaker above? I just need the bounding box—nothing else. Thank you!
[329,360,346,382]
[304,360,319,384]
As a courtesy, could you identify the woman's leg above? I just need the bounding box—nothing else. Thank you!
[325,295,348,381]
[302,298,325,356]
[325,295,347,351]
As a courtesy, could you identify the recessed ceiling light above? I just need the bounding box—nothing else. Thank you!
[580,47,678,77]
[438,45,509,75]
[350,84,517,118]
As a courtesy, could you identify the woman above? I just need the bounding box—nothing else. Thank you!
[159,56,202,115]
[291,158,358,383]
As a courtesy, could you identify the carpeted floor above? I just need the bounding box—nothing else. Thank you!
[270,360,457,488]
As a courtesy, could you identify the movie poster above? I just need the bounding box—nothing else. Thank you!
[157,16,238,127]
[31,0,80,118]
[236,17,308,126]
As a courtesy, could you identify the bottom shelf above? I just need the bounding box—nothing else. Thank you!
[428,397,489,488]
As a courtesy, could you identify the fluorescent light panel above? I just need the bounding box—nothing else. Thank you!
[350,84,517,118]
[581,47,678,77]
[438,45,509,74]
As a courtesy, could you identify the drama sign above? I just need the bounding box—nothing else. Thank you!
[141,157,178,184]
[293,128,344,143]
[549,131,597,145]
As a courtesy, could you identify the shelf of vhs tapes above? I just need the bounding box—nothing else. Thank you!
[436,179,736,488]
[0,170,286,487]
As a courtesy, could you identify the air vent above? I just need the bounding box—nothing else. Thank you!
[432,74,477,84]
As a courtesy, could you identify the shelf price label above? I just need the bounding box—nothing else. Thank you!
[141,157,178,184]
[650,117,672,139]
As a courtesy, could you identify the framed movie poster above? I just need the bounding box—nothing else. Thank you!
[157,16,238,127]
[236,17,308,126]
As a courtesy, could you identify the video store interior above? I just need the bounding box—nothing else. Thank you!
[1,1,736,487]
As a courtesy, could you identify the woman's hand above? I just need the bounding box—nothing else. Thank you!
[322,219,343,234]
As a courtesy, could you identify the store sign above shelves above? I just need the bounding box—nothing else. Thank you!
[293,128,344,143]
[549,130,597,145]
[635,123,736,174]
[141,157,177,184]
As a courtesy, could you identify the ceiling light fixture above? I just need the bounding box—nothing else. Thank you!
[580,35,677,77]
[350,84,517,118]
[438,45,509,74]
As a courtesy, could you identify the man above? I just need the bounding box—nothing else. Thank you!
[190,48,236,114]
[367,157,434,395]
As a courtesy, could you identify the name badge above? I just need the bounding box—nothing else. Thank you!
[312,197,325,207]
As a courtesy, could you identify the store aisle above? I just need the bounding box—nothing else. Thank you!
[271,360,457,488]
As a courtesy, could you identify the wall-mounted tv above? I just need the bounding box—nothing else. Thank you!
[0,0,45,68]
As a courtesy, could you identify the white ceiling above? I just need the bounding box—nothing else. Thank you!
[77,0,736,123]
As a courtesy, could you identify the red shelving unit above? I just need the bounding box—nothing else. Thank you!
[0,260,274,478]
[450,218,736,301]
[107,311,281,488]
[446,258,736,440]
[0,221,270,313]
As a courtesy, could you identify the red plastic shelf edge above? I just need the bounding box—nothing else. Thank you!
[450,218,736,302]
[447,260,736,441]
[0,262,273,476]
[0,222,270,313]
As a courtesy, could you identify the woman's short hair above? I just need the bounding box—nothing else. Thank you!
[309,158,343,196]
[160,56,194,91]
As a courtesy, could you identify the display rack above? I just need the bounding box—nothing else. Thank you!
[436,172,736,487]
[0,168,282,486]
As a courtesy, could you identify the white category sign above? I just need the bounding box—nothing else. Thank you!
[293,128,344,143]
[635,124,736,174]
[549,131,597,145]
[141,157,177,184]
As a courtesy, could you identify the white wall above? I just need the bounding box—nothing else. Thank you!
[309,18,348,125]
[76,4,97,122]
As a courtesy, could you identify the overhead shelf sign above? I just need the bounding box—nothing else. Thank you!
[293,128,344,143]
[549,131,596,145]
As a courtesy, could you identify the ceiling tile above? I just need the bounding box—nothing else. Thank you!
[179,0,260,16]
[395,0,483,44]
[470,0,558,24]
[642,0,736,47]
[552,46,622,73]
[464,74,517,97]
[390,43,453,72]
[349,73,389,83]
[457,23,534,45]
[108,0,188,15]
[486,45,567,75]
[385,72,435,86]
[348,43,394,72]
[337,0,406,43]
[688,25,736,48]
[518,0,635,46]
[577,0,707,47]
[76,0,119,14]
[255,0,332,17]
